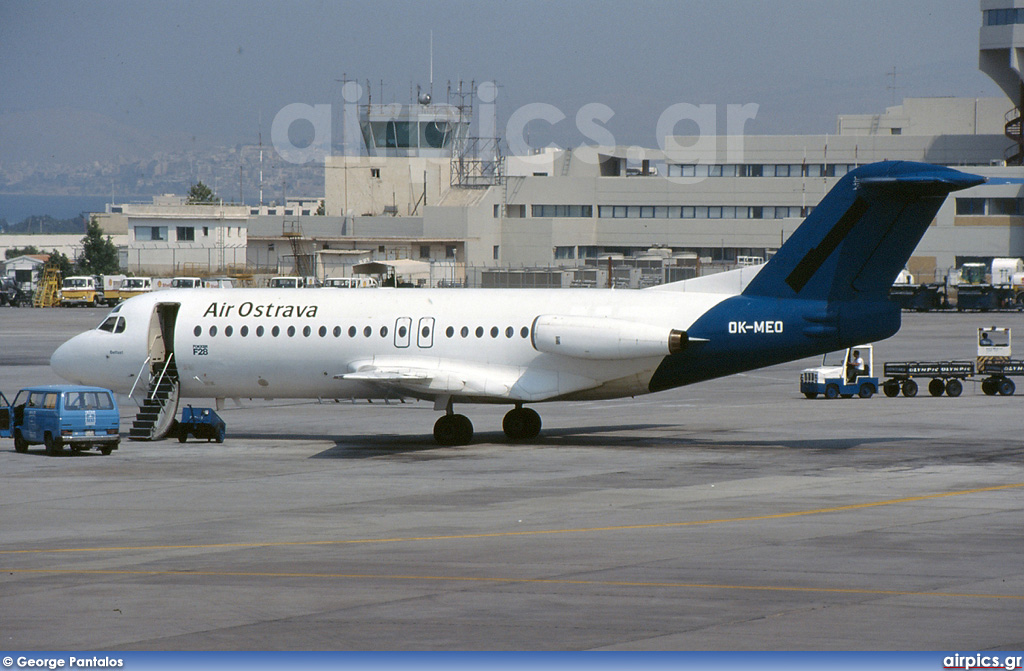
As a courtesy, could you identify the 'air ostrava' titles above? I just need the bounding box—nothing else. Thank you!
[202,301,319,319]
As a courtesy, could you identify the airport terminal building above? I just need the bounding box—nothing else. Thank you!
[316,95,1021,286]
[65,95,1022,288]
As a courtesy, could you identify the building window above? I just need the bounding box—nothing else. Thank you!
[955,198,986,215]
[420,245,430,259]
[985,8,1024,25]
[446,246,457,259]
[493,245,500,260]
[530,204,593,218]
[494,204,501,218]
[135,226,167,241]
[988,198,1023,216]
[370,168,381,178]
[554,246,575,259]
[176,226,195,242]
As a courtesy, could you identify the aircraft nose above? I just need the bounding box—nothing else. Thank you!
[51,335,85,383]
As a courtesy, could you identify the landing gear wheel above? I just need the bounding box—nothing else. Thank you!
[14,430,28,453]
[883,380,900,397]
[901,379,918,397]
[998,377,1015,396]
[858,383,874,399]
[928,379,945,397]
[502,407,542,440]
[824,384,840,400]
[945,379,963,397]
[433,413,474,446]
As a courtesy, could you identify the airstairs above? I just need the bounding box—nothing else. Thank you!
[33,267,61,308]
[128,354,180,441]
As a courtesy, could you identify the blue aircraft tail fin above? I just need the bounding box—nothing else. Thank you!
[742,161,984,302]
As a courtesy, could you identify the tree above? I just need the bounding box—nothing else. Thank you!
[5,245,40,259]
[74,217,121,275]
[187,181,217,204]
[45,249,73,277]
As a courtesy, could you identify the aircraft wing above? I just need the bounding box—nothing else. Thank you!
[336,358,599,402]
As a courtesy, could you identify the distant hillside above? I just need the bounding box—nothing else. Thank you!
[0,213,88,235]
[0,108,201,168]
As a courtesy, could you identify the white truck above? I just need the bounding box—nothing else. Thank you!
[118,277,153,301]
[269,276,305,288]
[60,276,104,307]
[322,277,379,288]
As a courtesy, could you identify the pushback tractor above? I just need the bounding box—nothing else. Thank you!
[800,345,879,399]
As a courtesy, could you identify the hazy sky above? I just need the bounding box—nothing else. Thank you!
[0,0,1004,154]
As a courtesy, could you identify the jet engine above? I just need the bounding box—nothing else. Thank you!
[531,314,688,360]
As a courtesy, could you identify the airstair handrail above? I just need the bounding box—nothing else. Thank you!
[148,352,175,402]
[128,356,153,399]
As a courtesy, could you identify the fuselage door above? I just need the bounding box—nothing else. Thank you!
[417,317,435,349]
[395,317,412,348]
[148,303,180,363]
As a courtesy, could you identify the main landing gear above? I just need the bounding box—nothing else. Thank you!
[432,402,543,446]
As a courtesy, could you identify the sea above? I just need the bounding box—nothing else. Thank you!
[0,194,118,225]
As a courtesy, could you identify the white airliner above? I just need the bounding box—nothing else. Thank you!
[51,161,983,445]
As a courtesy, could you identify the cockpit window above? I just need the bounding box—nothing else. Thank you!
[97,316,126,333]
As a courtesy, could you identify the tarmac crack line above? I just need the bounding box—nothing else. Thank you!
[1,567,1022,601]
[1,482,1021,556]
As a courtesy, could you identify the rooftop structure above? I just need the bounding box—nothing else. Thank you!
[979,0,1024,162]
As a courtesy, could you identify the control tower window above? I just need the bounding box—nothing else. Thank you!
[422,121,451,148]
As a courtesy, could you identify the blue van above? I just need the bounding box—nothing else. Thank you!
[1,385,120,456]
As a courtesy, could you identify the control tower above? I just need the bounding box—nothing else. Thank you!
[980,0,1024,163]
[360,95,467,159]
